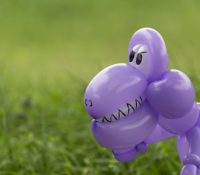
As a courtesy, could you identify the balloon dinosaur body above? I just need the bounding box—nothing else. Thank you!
[84,28,200,175]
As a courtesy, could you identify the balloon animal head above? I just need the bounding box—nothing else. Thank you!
[84,28,199,174]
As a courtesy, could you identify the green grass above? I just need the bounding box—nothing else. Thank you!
[0,0,200,174]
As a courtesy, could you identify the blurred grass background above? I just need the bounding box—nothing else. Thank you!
[0,0,200,174]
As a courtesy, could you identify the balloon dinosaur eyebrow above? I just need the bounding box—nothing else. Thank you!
[139,51,147,54]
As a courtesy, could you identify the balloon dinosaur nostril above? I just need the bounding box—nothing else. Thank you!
[84,99,93,107]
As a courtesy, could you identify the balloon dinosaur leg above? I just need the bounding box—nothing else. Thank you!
[177,135,189,163]
[180,126,200,175]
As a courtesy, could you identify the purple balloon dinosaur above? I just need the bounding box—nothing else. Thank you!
[84,28,200,175]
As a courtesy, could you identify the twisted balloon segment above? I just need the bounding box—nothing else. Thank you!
[84,28,200,175]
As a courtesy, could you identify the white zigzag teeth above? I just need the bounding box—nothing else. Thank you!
[96,95,145,123]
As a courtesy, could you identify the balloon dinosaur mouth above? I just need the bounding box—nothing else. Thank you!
[96,95,145,123]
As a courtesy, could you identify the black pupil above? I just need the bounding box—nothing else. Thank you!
[129,50,135,62]
[136,53,142,65]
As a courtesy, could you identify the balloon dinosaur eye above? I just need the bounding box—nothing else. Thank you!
[129,45,149,77]
[136,53,142,65]
[129,50,135,62]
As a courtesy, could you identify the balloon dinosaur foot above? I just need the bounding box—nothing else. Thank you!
[112,142,148,162]
[181,154,200,175]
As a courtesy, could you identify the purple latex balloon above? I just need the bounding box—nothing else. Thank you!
[84,28,200,174]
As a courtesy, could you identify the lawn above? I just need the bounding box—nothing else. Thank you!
[0,0,200,174]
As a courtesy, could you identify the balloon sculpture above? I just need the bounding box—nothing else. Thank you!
[84,28,200,175]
